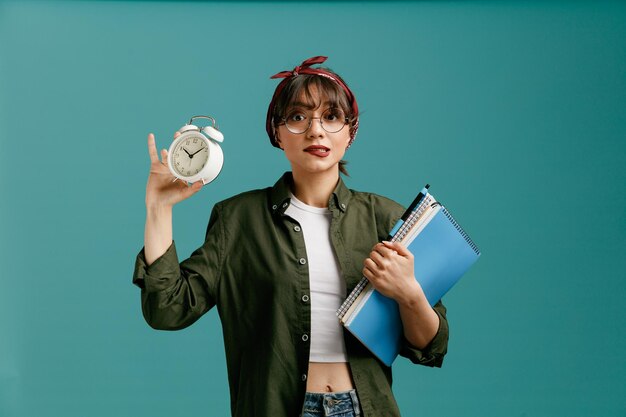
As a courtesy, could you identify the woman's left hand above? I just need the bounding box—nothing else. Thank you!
[362,241,421,303]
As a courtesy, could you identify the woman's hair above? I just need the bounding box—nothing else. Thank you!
[270,68,357,176]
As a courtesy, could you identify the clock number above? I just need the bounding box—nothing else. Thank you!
[193,138,198,144]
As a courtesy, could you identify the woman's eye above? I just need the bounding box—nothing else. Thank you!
[324,110,342,121]
[289,114,306,122]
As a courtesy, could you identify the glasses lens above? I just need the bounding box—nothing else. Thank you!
[321,108,347,133]
[284,110,309,134]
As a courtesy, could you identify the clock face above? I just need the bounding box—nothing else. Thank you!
[171,135,209,177]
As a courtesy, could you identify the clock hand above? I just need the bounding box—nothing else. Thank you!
[190,146,206,156]
[183,147,192,158]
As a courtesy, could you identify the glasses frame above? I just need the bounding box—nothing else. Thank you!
[280,108,350,134]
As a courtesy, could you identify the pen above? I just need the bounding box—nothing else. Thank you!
[386,184,430,240]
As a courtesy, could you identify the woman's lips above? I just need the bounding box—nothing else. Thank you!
[304,146,330,157]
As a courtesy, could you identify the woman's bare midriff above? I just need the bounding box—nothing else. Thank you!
[306,362,355,393]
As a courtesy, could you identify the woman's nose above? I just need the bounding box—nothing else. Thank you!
[306,117,324,137]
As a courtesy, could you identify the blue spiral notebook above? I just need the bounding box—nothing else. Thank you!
[336,185,480,366]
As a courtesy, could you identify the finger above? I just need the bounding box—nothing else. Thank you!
[161,149,169,166]
[369,251,385,267]
[148,133,159,163]
[190,180,204,192]
[362,265,376,281]
[364,258,380,274]
[373,243,397,258]
[382,241,411,257]
[174,131,181,139]
[181,180,203,199]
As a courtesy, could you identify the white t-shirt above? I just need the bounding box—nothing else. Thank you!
[285,193,348,362]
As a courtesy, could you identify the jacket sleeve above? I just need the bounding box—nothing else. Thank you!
[132,203,225,330]
[398,300,449,367]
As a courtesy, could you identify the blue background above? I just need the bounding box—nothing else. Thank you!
[1,1,625,416]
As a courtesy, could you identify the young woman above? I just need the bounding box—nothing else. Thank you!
[133,56,449,417]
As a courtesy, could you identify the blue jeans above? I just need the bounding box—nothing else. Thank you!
[301,390,361,417]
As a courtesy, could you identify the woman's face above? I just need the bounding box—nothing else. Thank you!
[275,87,351,179]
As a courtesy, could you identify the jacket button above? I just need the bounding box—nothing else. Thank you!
[302,374,307,381]
[302,334,309,342]
[294,225,301,232]
[341,203,346,209]
[299,258,307,265]
[301,294,309,302]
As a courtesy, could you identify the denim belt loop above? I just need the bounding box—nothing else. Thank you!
[349,390,361,415]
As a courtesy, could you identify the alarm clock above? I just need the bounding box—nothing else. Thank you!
[167,115,224,185]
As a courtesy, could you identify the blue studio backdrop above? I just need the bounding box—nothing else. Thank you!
[1,1,625,416]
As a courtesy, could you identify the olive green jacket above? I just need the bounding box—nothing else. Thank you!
[133,172,448,417]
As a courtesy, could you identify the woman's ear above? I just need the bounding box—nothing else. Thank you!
[275,132,284,150]
[272,122,283,150]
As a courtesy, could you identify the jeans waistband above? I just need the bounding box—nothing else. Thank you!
[301,389,361,416]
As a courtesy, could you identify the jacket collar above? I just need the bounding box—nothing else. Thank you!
[269,172,352,215]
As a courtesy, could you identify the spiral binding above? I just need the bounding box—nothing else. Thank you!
[336,279,369,320]
[390,195,434,244]
[336,194,435,320]
[440,207,480,255]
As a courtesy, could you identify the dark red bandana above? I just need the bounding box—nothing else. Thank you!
[266,56,359,148]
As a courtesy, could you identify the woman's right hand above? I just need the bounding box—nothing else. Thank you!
[145,132,204,209]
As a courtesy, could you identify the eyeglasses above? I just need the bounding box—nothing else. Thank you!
[281,108,349,134]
